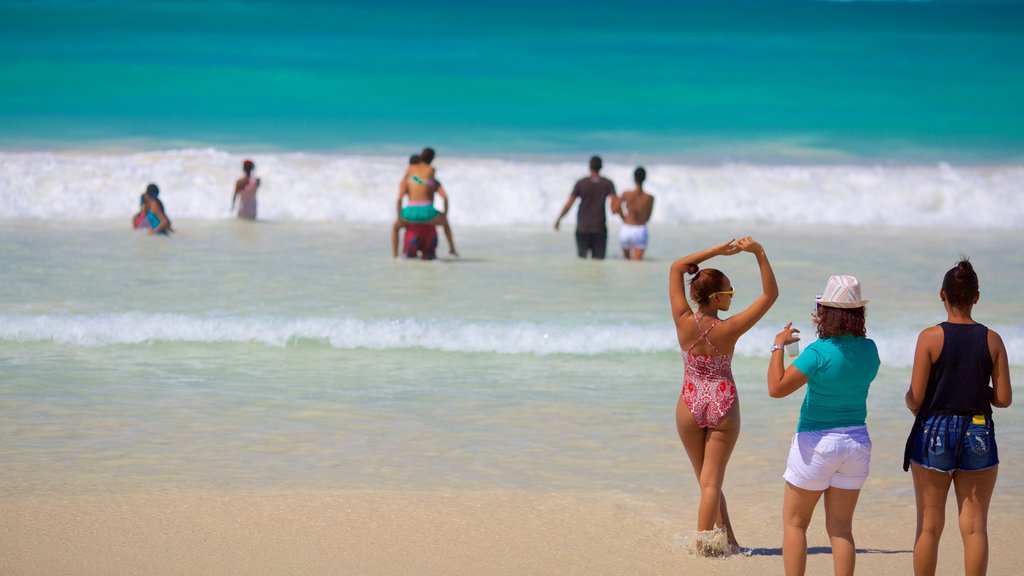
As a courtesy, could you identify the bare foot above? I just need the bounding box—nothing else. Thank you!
[694,527,736,557]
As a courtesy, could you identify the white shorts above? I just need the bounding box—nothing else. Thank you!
[619,224,648,250]
[783,426,871,491]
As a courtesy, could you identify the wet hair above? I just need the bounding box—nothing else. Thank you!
[634,166,646,184]
[409,154,421,165]
[816,306,867,338]
[942,257,979,310]
[589,155,602,172]
[420,147,435,164]
[689,268,728,306]
[145,183,159,198]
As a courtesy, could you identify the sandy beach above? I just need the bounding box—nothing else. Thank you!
[3,488,1022,575]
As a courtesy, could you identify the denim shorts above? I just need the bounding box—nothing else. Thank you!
[909,414,999,473]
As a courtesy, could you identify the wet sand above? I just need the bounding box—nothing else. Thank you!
[3,489,1020,576]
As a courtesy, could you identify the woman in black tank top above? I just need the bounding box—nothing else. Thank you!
[904,258,1012,575]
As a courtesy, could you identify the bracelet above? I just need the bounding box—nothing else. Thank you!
[770,344,784,353]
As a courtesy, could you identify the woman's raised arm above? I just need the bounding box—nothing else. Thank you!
[721,237,778,335]
[669,239,739,320]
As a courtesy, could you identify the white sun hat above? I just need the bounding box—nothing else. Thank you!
[816,275,869,309]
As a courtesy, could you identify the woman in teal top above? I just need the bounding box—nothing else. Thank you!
[790,335,878,433]
[767,275,880,576]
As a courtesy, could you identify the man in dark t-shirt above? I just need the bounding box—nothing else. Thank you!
[554,155,621,259]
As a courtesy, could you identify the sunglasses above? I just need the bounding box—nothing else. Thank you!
[711,287,735,297]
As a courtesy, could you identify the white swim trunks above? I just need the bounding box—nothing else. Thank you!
[783,426,871,491]
[619,224,648,250]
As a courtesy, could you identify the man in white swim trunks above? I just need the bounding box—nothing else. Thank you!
[618,166,655,261]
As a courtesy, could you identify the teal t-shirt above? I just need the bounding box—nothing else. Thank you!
[791,335,880,432]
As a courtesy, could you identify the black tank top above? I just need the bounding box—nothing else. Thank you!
[902,322,994,471]
[918,322,993,418]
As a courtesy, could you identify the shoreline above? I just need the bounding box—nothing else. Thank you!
[3,488,1020,576]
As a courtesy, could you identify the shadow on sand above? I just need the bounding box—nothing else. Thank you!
[745,546,911,557]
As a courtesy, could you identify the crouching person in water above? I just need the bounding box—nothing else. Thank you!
[133,183,172,235]
[132,193,150,230]
[767,275,879,576]
[670,237,778,556]
[391,150,458,258]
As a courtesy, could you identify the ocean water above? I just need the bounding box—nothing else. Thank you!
[1,0,1023,161]
[1,220,1022,502]
[0,0,1022,516]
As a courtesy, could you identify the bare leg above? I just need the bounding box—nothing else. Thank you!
[823,487,861,576]
[676,397,741,549]
[391,219,406,258]
[953,466,997,576]
[441,219,458,256]
[677,401,721,527]
[782,482,823,576]
[429,214,458,256]
[911,463,953,576]
[698,408,740,538]
[632,248,645,261]
[622,248,630,260]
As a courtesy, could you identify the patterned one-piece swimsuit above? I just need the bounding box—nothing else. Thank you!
[681,314,737,429]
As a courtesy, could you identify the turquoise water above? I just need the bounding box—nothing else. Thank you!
[2,0,1023,161]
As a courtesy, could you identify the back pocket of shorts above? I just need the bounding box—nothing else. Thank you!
[925,428,946,456]
[967,429,990,456]
[814,437,838,456]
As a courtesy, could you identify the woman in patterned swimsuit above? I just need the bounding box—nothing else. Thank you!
[669,237,778,554]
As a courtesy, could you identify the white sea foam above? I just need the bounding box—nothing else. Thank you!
[3,313,1021,367]
[1,149,1021,228]
[0,313,672,354]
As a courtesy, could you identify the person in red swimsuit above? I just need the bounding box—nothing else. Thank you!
[669,237,778,555]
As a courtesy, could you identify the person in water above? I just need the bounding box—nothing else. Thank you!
[139,184,171,235]
[399,154,436,259]
[617,166,655,261]
[669,237,778,555]
[554,155,621,259]
[767,275,879,576]
[132,193,149,229]
[232,159,261,220]
[391,147,458,258]
[133,185,164,230]
[904,258,1012,576]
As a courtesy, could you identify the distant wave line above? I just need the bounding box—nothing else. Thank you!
[3,313,1022,367]
[1,149,1022,228]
